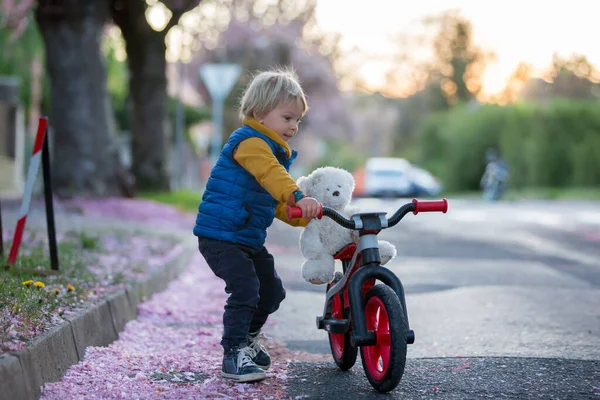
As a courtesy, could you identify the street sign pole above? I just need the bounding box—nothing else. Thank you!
[199,63,241,165]
[210,94,224,165]
[174,59,184,189]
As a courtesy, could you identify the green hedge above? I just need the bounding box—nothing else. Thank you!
[411,100,600,191]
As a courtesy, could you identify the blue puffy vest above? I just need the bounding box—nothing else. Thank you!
[193,125,297,249]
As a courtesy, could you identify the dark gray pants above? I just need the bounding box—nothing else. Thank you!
[197,237,286,352]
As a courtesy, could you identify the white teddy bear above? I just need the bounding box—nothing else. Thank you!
[296,166,397,284]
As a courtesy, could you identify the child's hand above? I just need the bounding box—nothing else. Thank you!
[296,197,321,219]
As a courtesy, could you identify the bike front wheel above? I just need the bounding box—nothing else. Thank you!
[360,284,408,393]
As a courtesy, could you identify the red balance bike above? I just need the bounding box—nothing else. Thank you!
[287,198,448,393]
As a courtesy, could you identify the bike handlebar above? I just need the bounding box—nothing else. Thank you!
[411,198,448,214]
[286,198,448,230]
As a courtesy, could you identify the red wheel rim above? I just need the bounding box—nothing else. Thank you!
[363,296,391,380]
[329,294,345,359]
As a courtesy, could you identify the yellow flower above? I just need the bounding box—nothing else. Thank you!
[33,281,45,289]
[67,284,75,292]
[54,288,60,295]
[22,280,33,286]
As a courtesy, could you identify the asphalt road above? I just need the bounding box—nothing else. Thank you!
[265,197,600,399]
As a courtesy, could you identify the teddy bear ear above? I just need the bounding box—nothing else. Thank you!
[310,167,326,182]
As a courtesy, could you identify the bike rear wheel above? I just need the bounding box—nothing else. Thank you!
[327,272,358,370]
[360,284,408,393]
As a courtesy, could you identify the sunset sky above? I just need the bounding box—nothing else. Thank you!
[313,0,600,96]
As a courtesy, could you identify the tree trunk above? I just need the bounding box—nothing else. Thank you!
[124,33,170,191]
[112,2,170,191]
[35,0,134,198]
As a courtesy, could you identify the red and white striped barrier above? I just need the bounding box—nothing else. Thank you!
[6,117,48,266]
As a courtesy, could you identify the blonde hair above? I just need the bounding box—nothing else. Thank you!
[239,67,308,121]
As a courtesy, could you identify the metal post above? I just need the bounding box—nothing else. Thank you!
[174,29,185,190]
[174,77,184,189]
[210,95,224,165]
[41,126,58,271]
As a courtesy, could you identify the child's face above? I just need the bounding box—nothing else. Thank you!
[259,101,304,142]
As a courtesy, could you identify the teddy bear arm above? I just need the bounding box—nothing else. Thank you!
[378,240,397,265]
[300,222,328,259]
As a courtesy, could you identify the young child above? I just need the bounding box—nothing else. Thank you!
[193,68,321,383]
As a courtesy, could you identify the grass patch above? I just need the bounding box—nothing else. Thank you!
[0,228,178,352]
[138,189,202,213]
[1,231,96,350]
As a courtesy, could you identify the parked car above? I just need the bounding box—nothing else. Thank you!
[364,157,413,197]
[409,166,442,197]
[362,157,442,198]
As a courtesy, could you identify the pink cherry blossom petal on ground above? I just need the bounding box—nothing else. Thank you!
[40,250,328,399]
[65,197,196,230]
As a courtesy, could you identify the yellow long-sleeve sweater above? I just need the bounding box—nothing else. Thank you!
[233,117,308,227]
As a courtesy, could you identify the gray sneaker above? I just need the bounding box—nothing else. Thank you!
[222,345,267,383]
[248,331,271,370]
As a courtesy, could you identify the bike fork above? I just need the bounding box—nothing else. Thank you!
[348,235,415,347]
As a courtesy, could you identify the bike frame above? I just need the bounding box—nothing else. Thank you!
[319,212,414,347]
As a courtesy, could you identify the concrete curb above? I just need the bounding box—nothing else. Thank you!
[0,237,196,400]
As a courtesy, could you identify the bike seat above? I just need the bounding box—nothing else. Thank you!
[334,244,357,260]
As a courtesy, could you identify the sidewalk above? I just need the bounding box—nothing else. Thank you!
[40,253,294,399]
[0,198,198,399]
[1,197,321,399]
[1,244,194,400]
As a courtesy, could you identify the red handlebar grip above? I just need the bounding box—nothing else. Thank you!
[286,205,323,220]
[412,198,448,214]
[286,206,303,220]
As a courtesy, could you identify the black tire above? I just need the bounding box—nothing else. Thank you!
[326,272,358,370]
[360,284,408,393]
